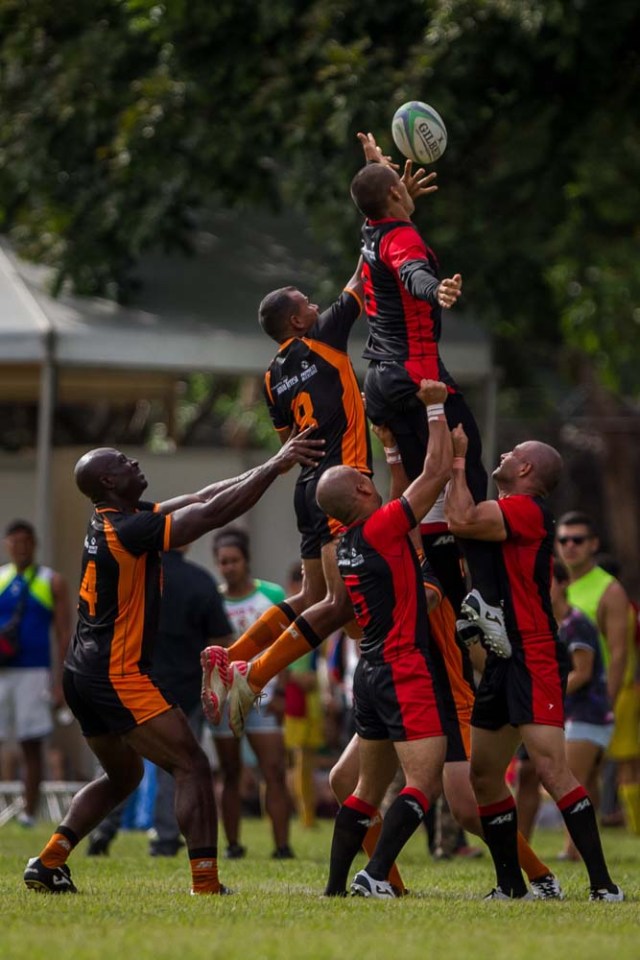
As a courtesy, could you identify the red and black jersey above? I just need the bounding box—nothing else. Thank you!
[360,218,456,389]
[65,501,172,679]
[336,496,429,664]
[264,289,372,482]
[496,495,558,647]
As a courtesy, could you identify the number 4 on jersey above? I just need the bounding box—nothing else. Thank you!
[79,560,98,616]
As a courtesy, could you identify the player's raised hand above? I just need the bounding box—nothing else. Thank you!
[451,424,469,458]
[401,159,438,200]
[416,379,448,406]
[436,273,462,309]
[357,132,400,170]
[273,426,325,472]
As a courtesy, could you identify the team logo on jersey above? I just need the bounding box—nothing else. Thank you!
[300,363,318,382]
[337,547,364,569]
[275,375,299,395]
[84,536,98,556]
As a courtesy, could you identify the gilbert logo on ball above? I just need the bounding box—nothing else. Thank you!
[391,101,447,164]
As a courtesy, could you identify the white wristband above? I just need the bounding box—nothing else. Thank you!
[427,403,445,420]
[384,445,402,465]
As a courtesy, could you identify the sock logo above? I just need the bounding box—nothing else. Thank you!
[488,812,513,826]
[56,839,71,850]
[405,799,425,820]
[195,860,214,869]
[570,798,590,814]
[357,817,379,828]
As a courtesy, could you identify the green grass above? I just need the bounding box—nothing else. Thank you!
[2,819,639,960]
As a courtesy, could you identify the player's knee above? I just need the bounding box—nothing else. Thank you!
[469,762,493,800]
[108,755,144,799]
[175,743,211,783]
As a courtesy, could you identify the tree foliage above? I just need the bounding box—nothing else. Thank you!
[1,0,639,393]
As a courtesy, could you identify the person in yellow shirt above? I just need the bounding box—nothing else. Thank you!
[556,512,639,835]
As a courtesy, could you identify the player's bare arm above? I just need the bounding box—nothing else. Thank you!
[445,425,507,541]
[357,131,399,170]
[168,429,324,546]
[598,580,629,704]
[402,379,452,521]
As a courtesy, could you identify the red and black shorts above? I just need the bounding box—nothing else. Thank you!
[294,476,343,560]
[471,638,570,731]
[63,666,175,738]
[353,645,457,744]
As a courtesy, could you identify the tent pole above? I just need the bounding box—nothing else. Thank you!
[35,330,56,565]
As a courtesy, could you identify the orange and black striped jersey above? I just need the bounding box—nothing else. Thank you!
[264,289,372,482]
[65,501,172,679]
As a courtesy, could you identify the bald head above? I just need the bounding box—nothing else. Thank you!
[74,448,147,504]
[494,440,563,497]
[350,164,401,220]
[316,466,379,525]
[519,441,563,495]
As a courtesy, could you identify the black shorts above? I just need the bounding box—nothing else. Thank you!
[294,476,343,560]
[353,646,457,743]
[471,640,570,732]
[364,360,487,502]
[63,667,174,738]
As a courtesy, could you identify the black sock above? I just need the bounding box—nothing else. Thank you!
[558,786,613,890]
[479,796,528,897]
[367,788,429,880]
[324,796,377,896]
[460,539,502,607]
[421,532,466,613]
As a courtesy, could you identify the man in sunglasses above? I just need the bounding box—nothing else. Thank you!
[556,511,638,834]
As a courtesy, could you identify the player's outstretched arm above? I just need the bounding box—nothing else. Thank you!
[167,429,324,547]
[357,132,437,202]
[444,425,506,541]
[357,131,399,169]
[402,380,452,521]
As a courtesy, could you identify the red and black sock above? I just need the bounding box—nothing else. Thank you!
[366,788,429,881]
[324,795,377,896]
[479,796,528,897]
[557,786,614,890]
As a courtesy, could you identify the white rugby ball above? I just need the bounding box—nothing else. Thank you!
[391,101,447,164]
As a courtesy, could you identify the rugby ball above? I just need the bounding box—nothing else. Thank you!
[391,101,447,164]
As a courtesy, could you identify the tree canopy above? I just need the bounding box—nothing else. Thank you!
[1,0,639,394]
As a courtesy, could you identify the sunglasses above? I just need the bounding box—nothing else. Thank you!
[557,535,589,546]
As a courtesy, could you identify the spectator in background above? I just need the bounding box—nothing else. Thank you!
[0,520,71,826]
[87,545,233,856]
[212,528,294,860]
[556,513,639,835]
[283,563,325,829]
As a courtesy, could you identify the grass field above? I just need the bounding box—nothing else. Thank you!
[2,818,639,960]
